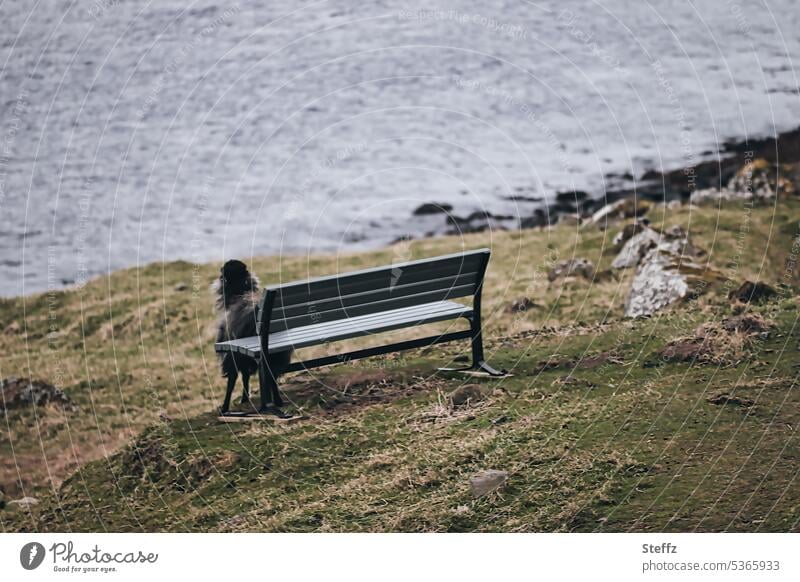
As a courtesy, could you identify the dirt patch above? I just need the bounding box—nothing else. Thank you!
[658,314,772,365]
[657,339,714,363]
[283,369,441,416]
[707,393,755,408]
[722,313,770,334]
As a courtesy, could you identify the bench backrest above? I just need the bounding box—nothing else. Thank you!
[257,248,490,334]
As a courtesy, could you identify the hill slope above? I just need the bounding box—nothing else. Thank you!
[2,199,799,532]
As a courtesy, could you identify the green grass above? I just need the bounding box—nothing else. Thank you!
[1,199,799,532]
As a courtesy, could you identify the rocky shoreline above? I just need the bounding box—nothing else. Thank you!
[409,126,800,235]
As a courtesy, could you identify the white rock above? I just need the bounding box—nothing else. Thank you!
[612,228,660,269]
[624,246,690,317]
[470,470,508,498]
[9,496,38,509]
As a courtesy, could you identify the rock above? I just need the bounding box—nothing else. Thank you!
[446,210,513,234]
[174,282,188,292]
[624,242,724,318]
[470,469,508,498]
[0,377,71,416]
[449,384,490,408]
[412,202,453,216]
[612,219,651,249]
[728,281,777,304]
[520,208,549,229]
[548,258,595,282]
[505,297,537,314]
[3,321,21,335]
[584,198,650,229]
[552,190,594,217]
[8,496,38,510]
[612,227,660,269]
[691,158,795,203]
[663,224,688,240]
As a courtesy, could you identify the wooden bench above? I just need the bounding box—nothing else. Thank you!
[214,248,504,415]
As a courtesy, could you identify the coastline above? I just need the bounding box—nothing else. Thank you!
[413,125,800,235]
[5,126,800,300]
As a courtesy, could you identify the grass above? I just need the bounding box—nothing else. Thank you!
[1,198,799,532]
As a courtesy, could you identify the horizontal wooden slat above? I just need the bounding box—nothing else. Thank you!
[268,284,474,332]
[271,272,479,321]
[270,250,488,309]
[216,300,472,355]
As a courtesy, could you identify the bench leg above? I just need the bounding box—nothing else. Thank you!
[258,354,285,411]
[438,316,507,376]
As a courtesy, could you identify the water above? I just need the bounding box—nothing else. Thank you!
[2,0,799,296]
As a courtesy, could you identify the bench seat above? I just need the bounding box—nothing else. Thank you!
[215,300,472,357]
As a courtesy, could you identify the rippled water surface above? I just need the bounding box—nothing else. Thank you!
[2,0,799,295]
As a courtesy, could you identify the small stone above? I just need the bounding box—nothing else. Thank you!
[548,258,595,282]
[174,282,189,292]
[505,297,537,313]
[584,198,650,228]
[612,219,651,249]
[8,496,38,509]
[470,470,508,498]
[3,321,21,335]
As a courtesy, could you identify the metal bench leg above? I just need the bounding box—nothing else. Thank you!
[258,354,285,412]
[438,316,507,376]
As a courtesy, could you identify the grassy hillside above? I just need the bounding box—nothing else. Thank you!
[2,198,799,532]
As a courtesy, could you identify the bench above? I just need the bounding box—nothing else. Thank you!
[214,248,504,415]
